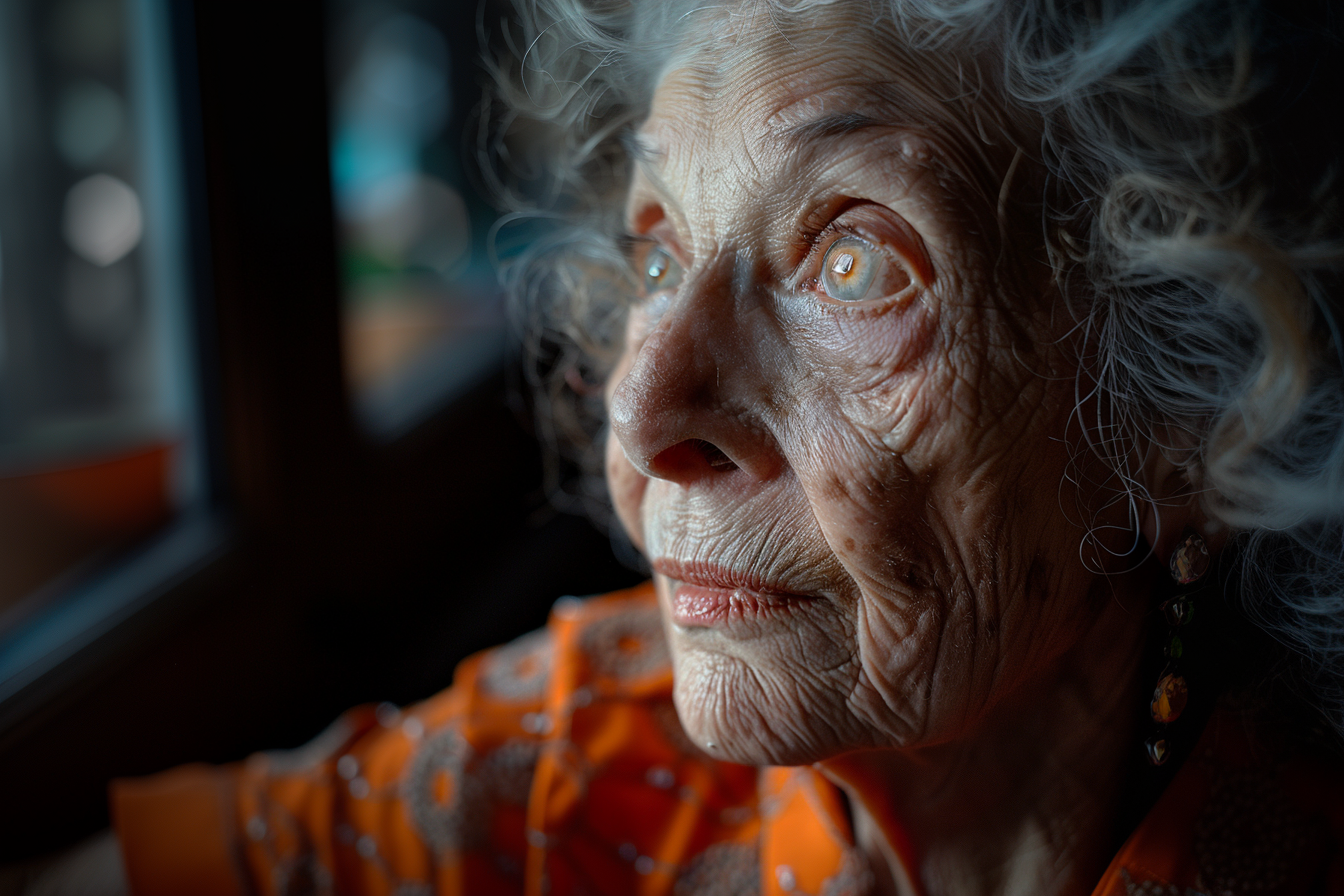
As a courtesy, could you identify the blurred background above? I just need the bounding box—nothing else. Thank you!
[0,0,639,858]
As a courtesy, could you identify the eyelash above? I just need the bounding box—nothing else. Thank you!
[618,231,648,267]
[806,221,860,262]
[798,220,910,305]
[624,234,682,300]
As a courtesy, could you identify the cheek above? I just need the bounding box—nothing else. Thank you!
[605,427,648,552]
[779,287,942,442]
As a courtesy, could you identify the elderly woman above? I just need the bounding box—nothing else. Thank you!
[18,0,1344,893]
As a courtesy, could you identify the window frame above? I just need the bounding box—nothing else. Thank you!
[0,0,641,862]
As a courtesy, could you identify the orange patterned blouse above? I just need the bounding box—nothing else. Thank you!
[112,583,1344,896]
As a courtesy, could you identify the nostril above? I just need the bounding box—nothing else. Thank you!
[694,439,739,471]
[647,438,740,479]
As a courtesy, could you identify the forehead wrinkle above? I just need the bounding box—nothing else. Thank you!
[628,70,716,234]
[772,110,909,176]
[631,18,1018,250]
[632,96,914,249]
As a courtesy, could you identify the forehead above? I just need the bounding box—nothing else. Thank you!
[643,6,955,138]
[652,11,892,121]
[631,5,1005,213]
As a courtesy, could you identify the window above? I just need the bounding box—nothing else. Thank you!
[0,0,638,862]
[0,0,216,705]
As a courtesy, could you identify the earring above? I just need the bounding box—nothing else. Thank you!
[1144,529,1209,766]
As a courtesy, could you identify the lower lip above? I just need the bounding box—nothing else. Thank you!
[671,583,812,628]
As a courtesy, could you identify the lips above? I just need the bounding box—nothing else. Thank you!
[651,558,816,629]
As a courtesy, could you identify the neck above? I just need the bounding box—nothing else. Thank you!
[819,586,1149,896]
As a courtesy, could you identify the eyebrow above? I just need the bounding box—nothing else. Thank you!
[773,110,903,173]
[780,111,886,143]
[623,129,661,165]
[624,130,681,226]
[622,105,910,236]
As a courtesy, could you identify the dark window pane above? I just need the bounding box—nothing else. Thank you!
[0,0,205,640]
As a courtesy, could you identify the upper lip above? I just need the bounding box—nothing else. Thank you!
[651,557,806,597]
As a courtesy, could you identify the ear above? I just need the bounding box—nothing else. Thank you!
[1137,445,1228,562]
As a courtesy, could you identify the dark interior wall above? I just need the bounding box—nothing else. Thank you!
[0,1,641,860]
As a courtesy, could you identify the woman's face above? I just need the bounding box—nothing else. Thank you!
[605,7,1138,766]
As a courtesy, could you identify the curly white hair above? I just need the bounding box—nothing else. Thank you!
[481,0,1344,737]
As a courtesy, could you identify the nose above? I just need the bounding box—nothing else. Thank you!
[607,262,783,484]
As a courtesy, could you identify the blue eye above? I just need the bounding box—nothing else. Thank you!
[642,246,683,294]
[819,235,882,302]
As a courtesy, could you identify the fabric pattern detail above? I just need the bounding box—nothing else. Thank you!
[1121,870,1209,896]
[1192,767,1316,895]
[819,848,877,896]
[673,841,761,896]
[403,727,539,852]
[478,629,553,701]
[249,795,333,896]
[578,602,669,682]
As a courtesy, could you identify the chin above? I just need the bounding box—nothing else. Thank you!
[666,637,888,768]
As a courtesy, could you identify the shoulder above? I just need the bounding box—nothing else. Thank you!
[112,583,878,895]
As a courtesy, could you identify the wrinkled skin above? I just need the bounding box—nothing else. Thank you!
[603,6,1184,894]
[608,9,1135,767]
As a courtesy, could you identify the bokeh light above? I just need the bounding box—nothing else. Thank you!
[62,172,142,267]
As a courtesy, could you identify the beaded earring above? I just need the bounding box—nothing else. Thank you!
[1144,529,1210,766]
